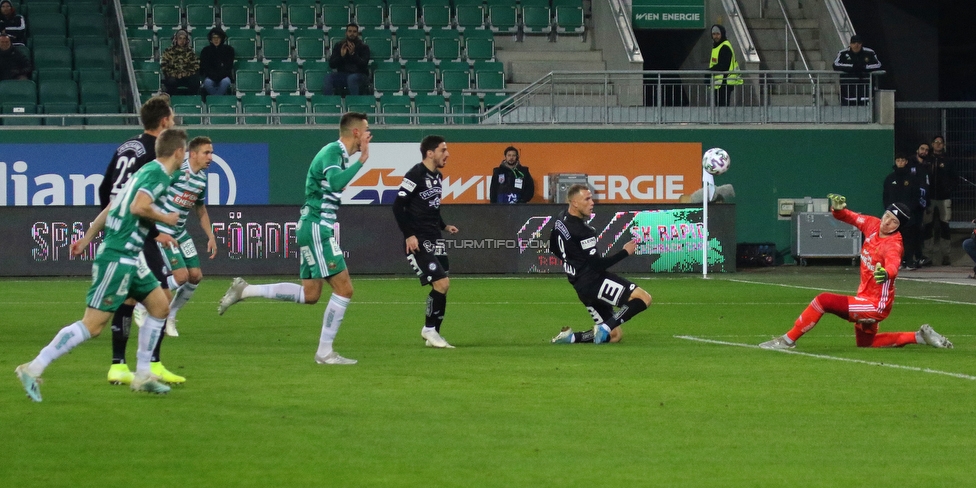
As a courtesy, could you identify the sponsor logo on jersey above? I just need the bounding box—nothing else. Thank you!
[400,178,417,192]
[580,237,596,250]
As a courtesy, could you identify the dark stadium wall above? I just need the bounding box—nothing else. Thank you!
[0,126,892,264]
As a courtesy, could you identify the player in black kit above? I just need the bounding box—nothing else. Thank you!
[392,135,460,348]
[548,184,652,344]
[96,95,185,385]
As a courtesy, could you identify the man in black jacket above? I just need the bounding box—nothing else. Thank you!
[922,135,956,265]
[708,24,741,107]
[489,146,534,204]
[883,154,923,269]
[833,35,882,106]
[199,27,235,97]
[548,184,652,344]
[0,33,30,81]
[324,23,370,96]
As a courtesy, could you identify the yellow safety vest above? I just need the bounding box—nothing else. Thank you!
[710,40,742,87]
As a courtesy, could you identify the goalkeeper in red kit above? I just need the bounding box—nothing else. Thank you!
[760,194,953,350]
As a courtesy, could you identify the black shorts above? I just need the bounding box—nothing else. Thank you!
[406,237,449,286]
[574,272,636,308]
[143,240,170,289]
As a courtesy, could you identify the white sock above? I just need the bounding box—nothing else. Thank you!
[169,282,198,318]
[317,294,350,357]
[422,326,437,334]
[167,275,180,290]
[134,302,147,315]
[242,283,305,303]
[28,321,91,376]
[136,315,165,375]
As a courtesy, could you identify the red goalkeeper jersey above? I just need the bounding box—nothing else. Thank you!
[833,208,903,311]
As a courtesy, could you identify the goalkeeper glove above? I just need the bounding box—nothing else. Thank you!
[873,266,888,284]
[827,193,847,211]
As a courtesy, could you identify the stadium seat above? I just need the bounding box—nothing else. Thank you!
[128,37,155,61]
[362,30,393,62]
[76,69,114,83]
[354,5,385,30]
[405,61,436,94]
[464,34,495,62]
[206,95,239,124]
[151,5,182,30]
[482,92,508,109]
[134,69,161,94]
[270,68,300,95]
[220,5,251,30]
[31,36,70,49]
[421,5,452,31]
[84,103,125,126]
[302,60,331,95]
[380,93,411,124]
[28,13,67,37]
[241,94,273,124]
[372,62,403,94]
[344,95,376,114]
[288,4,319,31]
[414,93,447,124]
[487,4,517,35]
[227,34,258,61]
[2,103,41,126]
[74,45,114,72]
[388,5,419,31]
[254,4,284,31]
[430,30,461,62]
[171,95,204,124]
[310,94,343,124]
[36,68,74,84]
[276,101,308,124]
[397,30,428,62]
[261,31,293,62]
[474,61,505,91]
[0,80,37,105]
[80,80,120,105]
[235,68,266,95]
[42,103,83,126]
[555,5,586,37]
[296,36,326,63]
[33,47,73,71]
[522,6,553,35]
[321,5,351,34]
[121,5,149,29]
[185,5,215,32]
[69,13,108,38]
[440,61,471,93]
[455,4,485,32]
[39,79,79,105]
[73,36,110,48]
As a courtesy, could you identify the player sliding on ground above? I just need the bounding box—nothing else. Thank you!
[760,194,953,350]
[548,184,652,344]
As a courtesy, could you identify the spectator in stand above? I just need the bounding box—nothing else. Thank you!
[833,35,882,106]
[883,154,923,269]
[161,29,201,97]
[921,135,956,265]
[0,1,26,46]
[908,143,932,266]
[199,27,235,98]
[963,222,976,279]
[323,23,370,96]
[0,33,30,81]
[489,146,535,204]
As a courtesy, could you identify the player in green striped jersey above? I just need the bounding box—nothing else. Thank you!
[15,129,189,402]
[217,113,371,365]
[157,136,218,338]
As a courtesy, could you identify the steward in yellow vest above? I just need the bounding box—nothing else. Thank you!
[708,24,741,106]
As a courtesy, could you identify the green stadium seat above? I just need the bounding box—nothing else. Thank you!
[288,4,319,31]
[84,103,125,126]
[522,6,553,35]
[276,101,308,124]
[455,5,485,31]
[206,95,239,124]
[151,5,182,30]
[128,37,155,60]
[372,63,403,94]
[235,68,266,94]
[296,36,326,63]
[220,5,251,29]
[227,34,258,61]
[73,36,110,47]
[254,4,284,30]
[42,103,83,126]
[406,61,436,94]
[430,30,461,62]
[33,47,73,71]
[321,5,351,34]
[36,68,74,84]
[440,62,471,92]
[74,45,114,71]
[27,13,67,37]
[80,80,120,105]
[464,35,494,62]
[171,96,204,124]
[380,94,411,124]
[134,69,161,94]
[39,79,79,105]
[414,93,447,124]
[354,5,385,29]
[474,61,505,91]
[76,69,114,83]
[389,5,419,30]
[2,103,41,126]
[241,94,273,124]
[0,80,37,105]
[121,5,149,29]
[310,94,343,124]
[344,95,376,114]
[69,13,108,38]
[556,5,585,36]
[270,68,301,95]
[362,30,393,61]
[30,36,70,49]
[261,32,293,61]
[487,5,517,34]
[482,92,508,109]
[397,32,428,62]
[421,5,452,31]
[302,60,330,95]
[185,5,215,31]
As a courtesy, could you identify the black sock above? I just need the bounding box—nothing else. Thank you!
[614,298,648,326]
[574,330,595,343]
[426,290,447,332]
[111,304,134,364]
[152,331,164,363]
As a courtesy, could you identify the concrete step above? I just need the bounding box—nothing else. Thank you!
[746,18,819,29]
[738,0,819,20]
[496,50,604,62]
[494,33,595,52]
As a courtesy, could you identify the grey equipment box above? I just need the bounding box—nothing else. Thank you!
[548,173,588,203]
[791,212,862,265]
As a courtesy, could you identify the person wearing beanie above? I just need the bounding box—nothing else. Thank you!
[883,154,924,269]
[707,24,741,106]
[160,29,201,97]
[760,193,953,350]
[0,0,26,46]
[833,34,882,106]
[199,27,235,97]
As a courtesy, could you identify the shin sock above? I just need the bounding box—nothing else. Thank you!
[111,304,135,364]
[242,283,305,303]
[317,294,350,357]
[426,290,447,332]
[28,321,91,376]
[169,282,198,318]
[136,316,165,375]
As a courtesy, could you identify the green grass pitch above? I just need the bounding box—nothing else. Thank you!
[3,269,975,487]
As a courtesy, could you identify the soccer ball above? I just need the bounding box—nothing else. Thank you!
[702,147,731,175]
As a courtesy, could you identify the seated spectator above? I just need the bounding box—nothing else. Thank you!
[161,29,201,97]
[323,23,370,96]
[0,33,30,80]
[0,0,25,46]
[199,27,235,98]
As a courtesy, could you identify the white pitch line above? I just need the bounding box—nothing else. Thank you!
[728,278,976,306]
[675,335,976,381]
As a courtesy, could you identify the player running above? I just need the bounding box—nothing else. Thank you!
[548,184,652,344]
[156,136,218,337]
[760,195,953,350]
[392,135,460,349]
[217,112,371,365]
[15,129,189,402]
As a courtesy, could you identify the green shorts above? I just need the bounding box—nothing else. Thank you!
[161,232,201,271]
[297,220,346,279]
[85,250,160,312]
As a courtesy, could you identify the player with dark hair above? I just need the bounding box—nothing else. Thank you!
[548,184,652,344]
[392,135,460,348]
[218,112,371,365]
[15,129,189,402]
[156,136,218,337]
[760,195,953,350]
[97,95,185,386]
